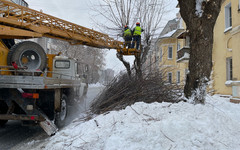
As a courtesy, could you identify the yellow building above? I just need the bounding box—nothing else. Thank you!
[212,0,240,97]
[156,1,240,98]
[157,18,188,85]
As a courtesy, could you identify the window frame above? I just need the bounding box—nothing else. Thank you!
[177,43,181,51]
[224,2,232,31]
[168,46,173,59]
[185,69,189,80]
[186,36,190,47]
[168,72,172,84]
[55,60,70,69]
[226,57,233,81]
[176,71,181,84]
[239,0,240,10]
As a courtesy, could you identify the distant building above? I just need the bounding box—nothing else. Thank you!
[151,14,188,85]
[144,38,158,75]
[174,0,240,98]
[159,17,183,37]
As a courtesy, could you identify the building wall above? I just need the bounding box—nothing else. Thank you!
[212,0,240,95]
[157,37,188,85]
[157,1,240,96]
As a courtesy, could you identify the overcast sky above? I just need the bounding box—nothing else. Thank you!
[24,0,179,74]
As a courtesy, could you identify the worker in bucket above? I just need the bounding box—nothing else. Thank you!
[132,22,144,50]
[123,25,132,49]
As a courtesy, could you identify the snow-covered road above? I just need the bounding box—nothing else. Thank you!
[0,85,104,150]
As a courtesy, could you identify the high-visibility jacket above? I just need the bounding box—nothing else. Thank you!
[133,26,142,36]
[124,29,132,37]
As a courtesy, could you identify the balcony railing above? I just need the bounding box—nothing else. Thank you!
[177,46,190,62]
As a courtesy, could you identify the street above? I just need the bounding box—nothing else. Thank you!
[0,85,104,150]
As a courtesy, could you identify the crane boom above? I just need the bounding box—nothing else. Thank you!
[0,0,123,49]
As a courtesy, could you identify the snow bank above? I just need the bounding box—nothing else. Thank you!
[88,83,104,88]
[32,95,240,150]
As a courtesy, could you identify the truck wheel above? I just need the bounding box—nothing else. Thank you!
[7,41,47,76]
[0,101,8,127]
[55,94,68,128]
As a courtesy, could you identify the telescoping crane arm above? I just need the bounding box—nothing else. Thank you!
[0,0,137,55]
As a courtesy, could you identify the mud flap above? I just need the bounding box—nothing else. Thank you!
[39,114,58,136]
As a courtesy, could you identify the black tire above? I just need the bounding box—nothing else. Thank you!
[55,94,68,128]
[7,41,47,76]
[0,101,8,127]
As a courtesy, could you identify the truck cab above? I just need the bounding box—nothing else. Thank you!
[52,56,88,100]
[53,56,78,80]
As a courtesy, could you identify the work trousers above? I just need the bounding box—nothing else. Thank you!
[124,36,132,48]
[132,35,141,50]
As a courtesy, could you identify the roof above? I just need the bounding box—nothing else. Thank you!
[159,30,177,38]
[159,19,178,37]
[177,30,189,39]
[159,29,184,39]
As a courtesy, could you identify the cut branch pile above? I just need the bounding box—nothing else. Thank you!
[91,71,183,114]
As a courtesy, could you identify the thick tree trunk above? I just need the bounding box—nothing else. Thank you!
[117,53,132,77]
[184,24,214,103]
[134,54,143,80]
[178,0,223,103]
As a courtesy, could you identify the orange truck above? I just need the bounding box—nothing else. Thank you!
[0,0,138,135]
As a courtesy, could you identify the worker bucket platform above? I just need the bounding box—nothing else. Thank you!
[117,48,141,55]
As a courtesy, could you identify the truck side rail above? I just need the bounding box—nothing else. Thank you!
[0,69,85,89]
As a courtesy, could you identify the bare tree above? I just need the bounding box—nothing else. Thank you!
[91,0,168,78]
[50,39,105,83]
[178,0,223,104]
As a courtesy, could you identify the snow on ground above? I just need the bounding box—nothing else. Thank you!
[27,95,240,150]
[88,82,105,88]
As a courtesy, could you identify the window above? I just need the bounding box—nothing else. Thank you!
[177,71,180,84]
[168,72,172,84]
[239,0,240,10]
[177,43,181,51]
[168,46,173,59]
[225,3,232,30]
[185,69,189,80]
[55,60,70,69]
[226,57,232,80]
[186,36,190,47]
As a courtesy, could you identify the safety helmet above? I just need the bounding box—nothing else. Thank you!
[124,25,128,28]
[136,22,140,25]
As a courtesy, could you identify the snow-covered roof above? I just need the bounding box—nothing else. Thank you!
[159,29,177,38]
[177,52,190,62]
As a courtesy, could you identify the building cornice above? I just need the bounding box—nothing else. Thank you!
[231,25,240,36]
